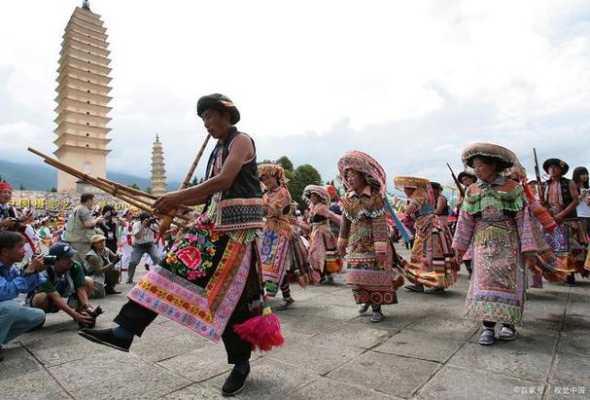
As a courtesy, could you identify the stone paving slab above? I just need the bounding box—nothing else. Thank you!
[326,350,440,398]
[1,245,589,399]
[417,365,545,400]
[373,329,464,363]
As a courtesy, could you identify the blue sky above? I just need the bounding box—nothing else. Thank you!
[1,0,589,187]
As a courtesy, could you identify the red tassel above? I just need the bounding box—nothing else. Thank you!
[233,307,285,352]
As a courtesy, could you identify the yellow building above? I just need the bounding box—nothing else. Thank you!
[151,135,168,196]
[55,1,112,192]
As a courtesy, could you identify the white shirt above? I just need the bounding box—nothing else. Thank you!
[131,220,157,245]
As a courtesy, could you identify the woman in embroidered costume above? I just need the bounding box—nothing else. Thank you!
[78,94,280,396]
[394,176,459,293]
[300,185,342,284]
[453,143,538,346]
[506,165,569,289]
[541,158,589,286]
[259,163,311,308]
[336,151,403,323]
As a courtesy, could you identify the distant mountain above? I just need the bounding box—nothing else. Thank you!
[0,159,180,192]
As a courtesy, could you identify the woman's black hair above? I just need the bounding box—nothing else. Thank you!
[468,155,512,173]
[572,167,589,189]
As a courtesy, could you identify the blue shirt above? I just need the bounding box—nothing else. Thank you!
[0,262,45,301]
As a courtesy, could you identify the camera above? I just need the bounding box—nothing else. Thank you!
[78,305,103,329]
[43,255,57,265]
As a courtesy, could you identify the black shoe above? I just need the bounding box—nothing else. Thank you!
[222,363,250,397]
[78,328,132,352]
[105,288,122,295]
[276,297,295,311]
[405,284,424,293]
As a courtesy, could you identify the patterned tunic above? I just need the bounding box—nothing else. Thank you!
[453,177,537,325]
[340,190,402,305]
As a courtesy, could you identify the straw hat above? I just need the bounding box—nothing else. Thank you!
[90,234,106,244]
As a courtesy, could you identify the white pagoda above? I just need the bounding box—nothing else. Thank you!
[150,135,167,196]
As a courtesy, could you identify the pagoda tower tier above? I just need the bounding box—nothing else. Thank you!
[151,135,168,197]
[55,2,112,192]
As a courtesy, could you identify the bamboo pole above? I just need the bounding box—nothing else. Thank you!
[28,147,190,224]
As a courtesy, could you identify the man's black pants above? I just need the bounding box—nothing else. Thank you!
[114,263,257,364]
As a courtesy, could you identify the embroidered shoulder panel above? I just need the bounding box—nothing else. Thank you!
[341,194,385,223]
[462,184,525,215]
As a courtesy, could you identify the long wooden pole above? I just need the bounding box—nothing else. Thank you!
[97,177,158,200]
[180,134,211,189]
[28,148,190,223]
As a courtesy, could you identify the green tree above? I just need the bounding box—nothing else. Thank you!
[146,187,152,194]
[130,183,140,190]
[276,156,294,172]
[288,164,322,207]
[49,187,57,193]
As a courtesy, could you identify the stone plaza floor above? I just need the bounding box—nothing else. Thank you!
[2,246,589,400]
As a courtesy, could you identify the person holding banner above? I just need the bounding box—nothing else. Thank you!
[336,151,403,323]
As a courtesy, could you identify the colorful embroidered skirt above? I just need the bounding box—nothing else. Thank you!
[466,220,525,325]
[260,228,291,296]
[345,252,398,305]
[402,215,458,288]
[543,220,589,276]
[309,222,339,274]
[128,226,256,343]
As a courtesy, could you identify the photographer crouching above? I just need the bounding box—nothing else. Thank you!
[126,212,160,284]
[0,231,46,361]
[27,243,101,329]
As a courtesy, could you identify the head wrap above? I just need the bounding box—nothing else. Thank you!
[90,234,106,244]
[258,163,287,187]
[461,142,515,172]
[543,158,569,175]
[302,185,330,205]
[337,151,387,195]
[0,181,13,191]
[196,93,240,125]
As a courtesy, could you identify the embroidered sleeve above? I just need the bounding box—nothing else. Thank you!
[339,215,351,244]
[452,209,475,252]
[372,213,388,255]
[516,205,538,254]
[405,198,421,219]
